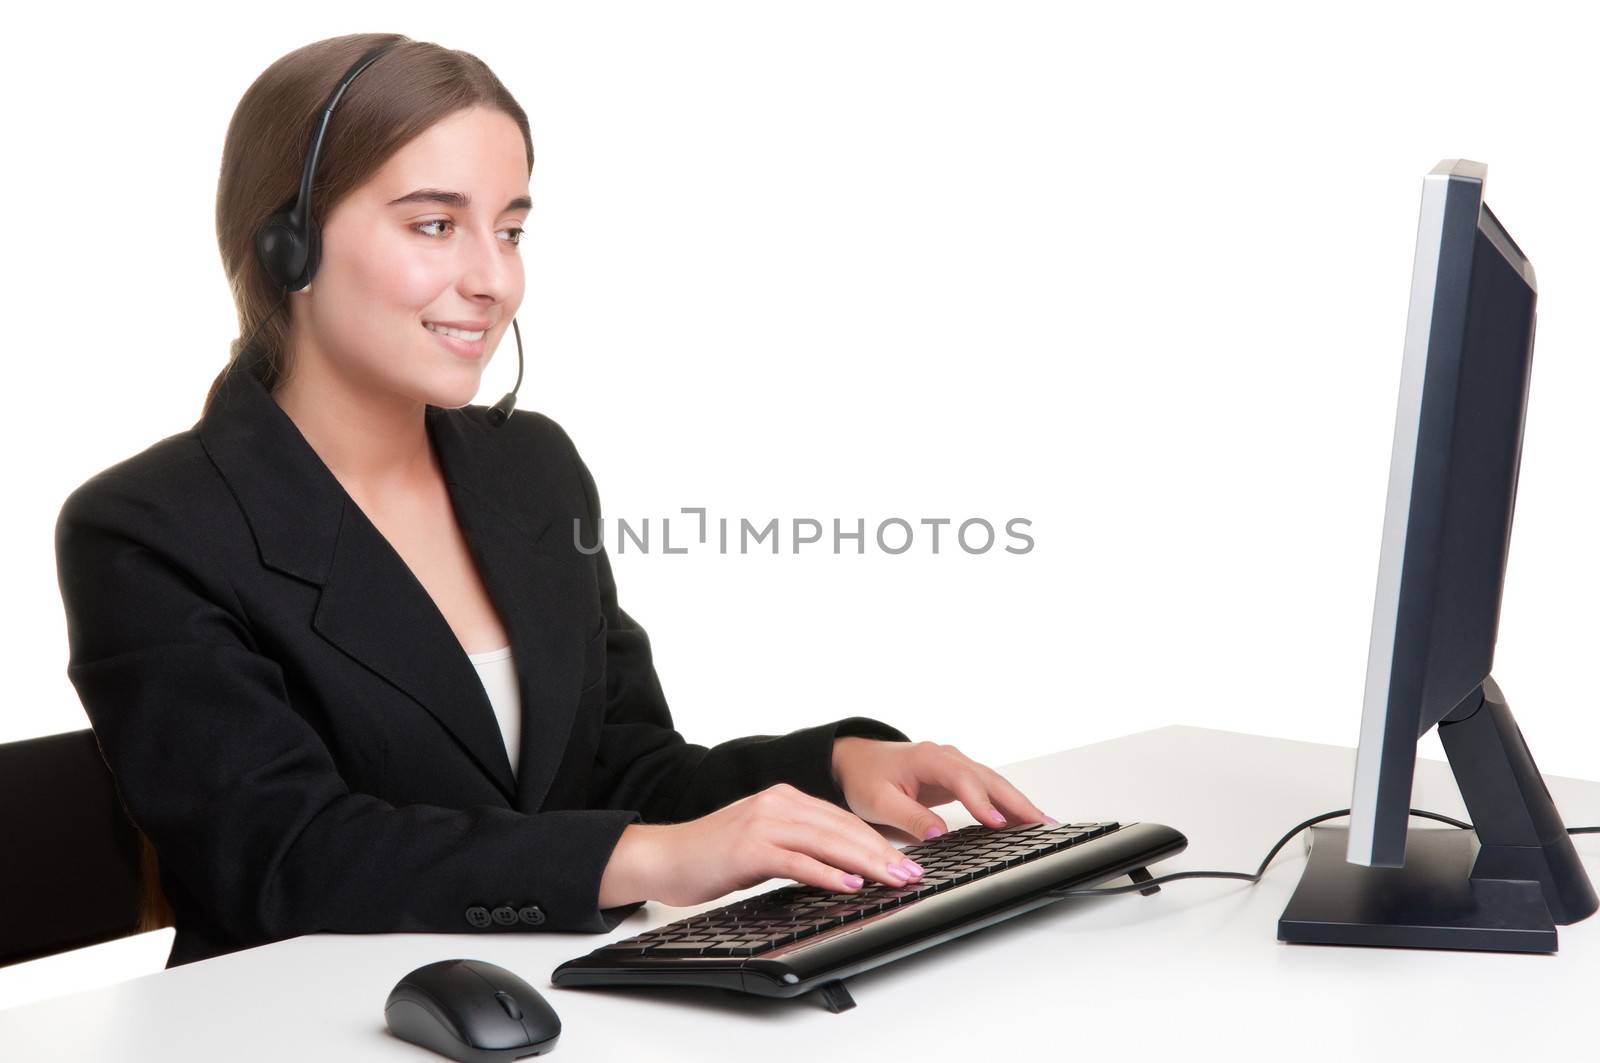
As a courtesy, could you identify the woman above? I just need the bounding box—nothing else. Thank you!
[53,32,1054,969]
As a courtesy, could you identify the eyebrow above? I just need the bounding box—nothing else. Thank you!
[387,188,532,213]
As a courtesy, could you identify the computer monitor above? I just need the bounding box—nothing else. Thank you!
[1277,159,1597,952]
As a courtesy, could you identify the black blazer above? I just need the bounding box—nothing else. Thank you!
[54,366,909,968]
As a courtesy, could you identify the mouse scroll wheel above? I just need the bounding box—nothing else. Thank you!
[494,990,524,1021]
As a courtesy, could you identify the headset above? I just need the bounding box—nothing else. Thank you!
[247,39,524,426]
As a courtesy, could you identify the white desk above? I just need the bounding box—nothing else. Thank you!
[3,725,1597,1060]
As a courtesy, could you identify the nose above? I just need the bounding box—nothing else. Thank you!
[455,223,520,311]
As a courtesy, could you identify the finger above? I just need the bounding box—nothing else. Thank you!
[940,762,1014,829]
[864,782,950,842]
[972,765,1056,825]
[770,846,873,894]
[766,820,922,889]
[760,785,919,880]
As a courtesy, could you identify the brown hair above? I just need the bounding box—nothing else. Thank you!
[202,32,534,417]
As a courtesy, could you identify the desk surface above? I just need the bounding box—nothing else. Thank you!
[3,725,1597,1060]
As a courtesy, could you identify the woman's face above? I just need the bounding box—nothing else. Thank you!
[294,105,530,409]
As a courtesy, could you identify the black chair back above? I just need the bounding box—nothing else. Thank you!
[0,729,148,967]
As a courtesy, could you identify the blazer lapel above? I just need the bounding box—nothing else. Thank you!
[439,481,590,814]
[310,490,521,802]
[197,366,587,811]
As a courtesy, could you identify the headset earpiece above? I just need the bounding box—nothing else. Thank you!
[255,211,312,292]
[253,41,398,294]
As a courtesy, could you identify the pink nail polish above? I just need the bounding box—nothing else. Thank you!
[1044,816,1062,826]
[843,874,864,889]
[987,809,1007,826]
[901,859,924,876]
[924,826,944,840]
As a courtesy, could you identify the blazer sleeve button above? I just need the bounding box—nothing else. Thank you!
[491,905,519,926]
[518,905,546,926]
[465,906,492,928]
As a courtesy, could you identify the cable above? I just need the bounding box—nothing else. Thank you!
[1047,808,1599,899]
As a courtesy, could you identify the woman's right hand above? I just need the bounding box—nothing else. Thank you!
[597,782,924,910]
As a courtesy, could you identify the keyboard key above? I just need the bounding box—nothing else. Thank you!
[649,942,710,956]
[706,942,760,957]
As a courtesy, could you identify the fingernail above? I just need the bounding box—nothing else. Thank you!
[842,874,864,889]
[900,858,924,876]
[884,863,908,883]
[1044,815,1062,826]
[923,826,944,840]
[987,809,1007,826]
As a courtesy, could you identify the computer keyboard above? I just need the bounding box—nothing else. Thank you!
[552,818,1188,1011]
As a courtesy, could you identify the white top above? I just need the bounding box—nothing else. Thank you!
[466,644,520,779]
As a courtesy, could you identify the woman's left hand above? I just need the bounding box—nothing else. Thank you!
[830,737,1059,842]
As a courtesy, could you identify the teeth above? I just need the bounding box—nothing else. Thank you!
[424,322,486,341]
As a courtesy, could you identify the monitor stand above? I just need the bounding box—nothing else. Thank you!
[1278,677,1597,953]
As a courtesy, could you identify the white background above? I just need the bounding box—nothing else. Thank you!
[4,0,1598,1007]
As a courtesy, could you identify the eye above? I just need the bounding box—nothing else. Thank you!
[411,219,524,247]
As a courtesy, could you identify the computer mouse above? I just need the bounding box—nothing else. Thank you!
[385,958,562,1060]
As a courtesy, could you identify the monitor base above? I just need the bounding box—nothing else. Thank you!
[1278,825,1558,952]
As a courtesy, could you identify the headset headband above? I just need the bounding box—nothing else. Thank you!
[255,40,402,292]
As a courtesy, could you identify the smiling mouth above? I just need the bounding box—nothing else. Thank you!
[423,322,487,341]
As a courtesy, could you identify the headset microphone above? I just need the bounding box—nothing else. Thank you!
[251,37,526,428]
[486,317,524,427]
